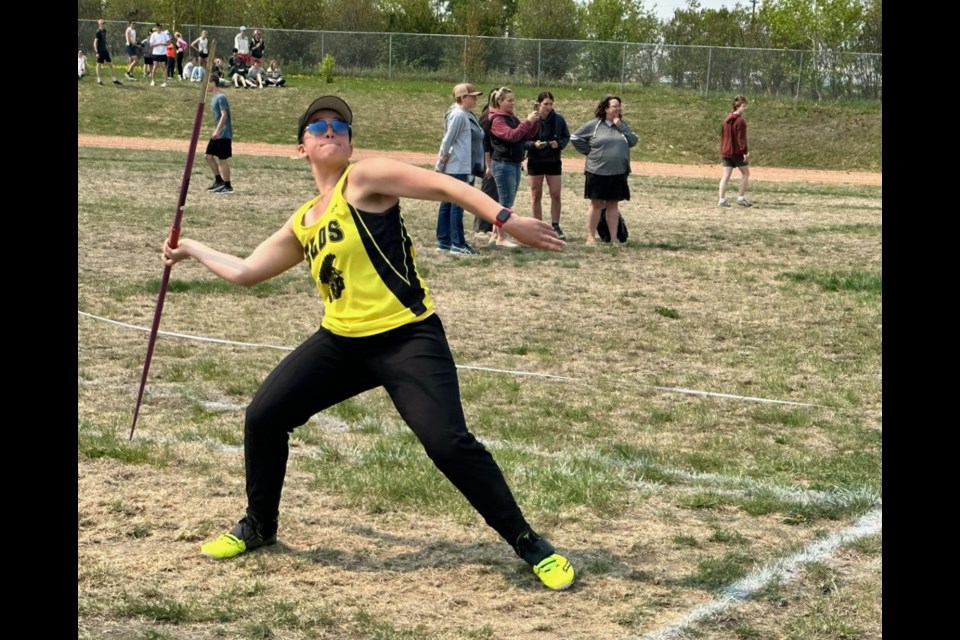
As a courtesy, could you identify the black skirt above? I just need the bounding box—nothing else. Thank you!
[584,171,630,201]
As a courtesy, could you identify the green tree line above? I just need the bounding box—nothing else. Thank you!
[78,0,881,53]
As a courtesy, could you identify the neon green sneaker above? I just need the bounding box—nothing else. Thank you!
[201,516,277,559]
[514,529,575,590]
[533,553,575,591]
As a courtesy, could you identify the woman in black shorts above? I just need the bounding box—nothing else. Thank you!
[525,91,570,240]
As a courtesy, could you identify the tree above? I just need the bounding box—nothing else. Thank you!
[580,0,659,81]
[513,0,583,81]
[760,0,866,98]
[382,0,446,70]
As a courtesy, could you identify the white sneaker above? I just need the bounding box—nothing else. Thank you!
[150,80,155,86]
[160,82,167,87]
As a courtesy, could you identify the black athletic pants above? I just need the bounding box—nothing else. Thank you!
[243,314,530,544]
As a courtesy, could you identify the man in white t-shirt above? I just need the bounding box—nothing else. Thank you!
[234,26,251,65]
[148,23,171,86]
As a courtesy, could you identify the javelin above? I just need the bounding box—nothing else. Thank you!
[129,43,216,440]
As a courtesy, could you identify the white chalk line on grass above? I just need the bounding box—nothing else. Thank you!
[79,400,879,511]
[79,310,823,407]
[639,505,882,640]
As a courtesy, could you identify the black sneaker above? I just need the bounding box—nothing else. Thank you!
[552,223,566,240]
[207,182,225,192]
[201,515,278,559]
[113,79,123,85]
[218,186,234,194]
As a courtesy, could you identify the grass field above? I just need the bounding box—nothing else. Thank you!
[76,74,882,171]
[78,76,881,639]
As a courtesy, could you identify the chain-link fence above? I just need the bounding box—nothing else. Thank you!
[80,20,882,101]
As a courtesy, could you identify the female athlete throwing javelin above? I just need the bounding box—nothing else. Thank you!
[162,95,574,590]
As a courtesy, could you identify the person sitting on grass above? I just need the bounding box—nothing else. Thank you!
[228,49,254,88]
[246,58,266,89]
[190,61,206,83]
[78,49,87,79]
[265,59,285,87]
[162,94,575,592]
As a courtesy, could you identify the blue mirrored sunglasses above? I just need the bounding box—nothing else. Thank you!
[305,119,351,137]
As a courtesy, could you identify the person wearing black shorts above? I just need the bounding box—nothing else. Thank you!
[124,20,139,80]
[191,30,210,64]
[718,95,753,207]
[204,75,234,194]
[93,19,122,85]
[525,91,570,240]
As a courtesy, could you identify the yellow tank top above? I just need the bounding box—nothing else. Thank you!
[289,164,435,337]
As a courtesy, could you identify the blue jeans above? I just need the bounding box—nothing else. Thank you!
[492,161,521,209]
[436,173,470,248]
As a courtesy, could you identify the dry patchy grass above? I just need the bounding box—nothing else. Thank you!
[78,147,881,640]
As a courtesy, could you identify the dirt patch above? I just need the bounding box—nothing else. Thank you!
[78,134,881,186]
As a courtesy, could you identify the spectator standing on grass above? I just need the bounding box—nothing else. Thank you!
[525,91,570,240]
[163,94,573,592]
[435,83,485,255]
[141,29,153,79]
[124,20,138,81]
[250,29,265,64]
[234,26,251,64]
[148,23,170,86]
[570,96,638,245]
[486,87,539,248]
[93,19,122,85]
[475,103,498,236]
[265,59,285,87]
[718,95,753,208]
[174,32,188,80]
[78,49,87,79]
[204,74,234,194]
[191,30,209,64]
[165,39,176,79]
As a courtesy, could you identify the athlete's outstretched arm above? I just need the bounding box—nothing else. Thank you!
[163,220,304,286]
[346,158,564,251]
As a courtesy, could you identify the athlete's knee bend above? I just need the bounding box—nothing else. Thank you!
[244,398,298,437]
[421,430,480,467]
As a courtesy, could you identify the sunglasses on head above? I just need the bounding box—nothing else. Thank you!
[305,119,351,137]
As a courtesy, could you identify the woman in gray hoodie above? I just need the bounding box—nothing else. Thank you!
[435,83,486,254]
[570,96,638,245]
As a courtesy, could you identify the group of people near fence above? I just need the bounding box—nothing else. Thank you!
[433,82,752,251]
[83,22,286,89]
